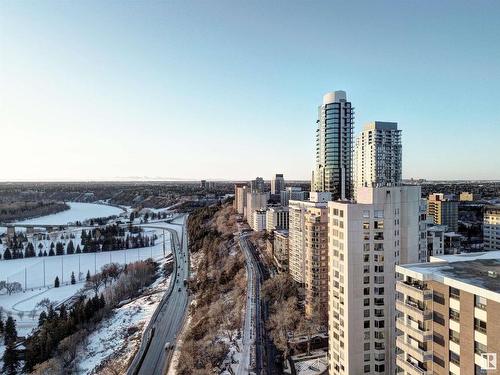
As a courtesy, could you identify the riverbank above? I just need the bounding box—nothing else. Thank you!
[0,201,70,223]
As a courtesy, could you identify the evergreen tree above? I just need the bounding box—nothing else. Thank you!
[2,342,18,375]
[66,240,75,254]
[76,244,82,254]
[54,276,60,288]
[48,248,55,256]
[86,270,91,282]
[71,272,76,285]
[4,316,17,345]
[3,248,12,260]
[38,311,47,327]
[56,242,64,256]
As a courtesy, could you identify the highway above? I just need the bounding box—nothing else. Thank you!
[127,217,190,375]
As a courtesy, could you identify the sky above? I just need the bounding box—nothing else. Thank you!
[1,0,499,181]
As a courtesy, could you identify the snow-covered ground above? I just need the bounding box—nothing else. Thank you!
[76,272,172,374]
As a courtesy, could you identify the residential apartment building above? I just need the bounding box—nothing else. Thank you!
[266,206,289,232]
[484,205,500,251]
[273,229,289,272]
[252,209,267,232]
[427,193,459,232]
[304,204,329,322]
[271,173,285,195]
[395,252,500,375]
[234,183,247,215]
[354,121,402,199]
[313,91,354,200]
[250,177,265,193]
[280,187,309,206]
[328,185,423,375]
[427,225,446,258]
[288,192,331,285]
[246,191,269,224]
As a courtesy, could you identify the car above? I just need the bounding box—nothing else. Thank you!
[178,287,181,292]
[164,342,172,350]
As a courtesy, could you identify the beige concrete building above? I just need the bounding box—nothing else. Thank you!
[234,183,247,216]
[459,191,479,201]
[246,191,269,223]
[303,205,329,322]
[288,192,331,285]
[252,209,267,232]
[328,185,423,375]
[273,229,289,272]
[395,252,500,375]
[427,193,459,232]
[484,205,500,251]
[266,206,289,232]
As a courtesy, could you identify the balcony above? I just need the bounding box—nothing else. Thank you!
[396,354,429,375]
[396,281,432,301]
[396,300,432,321]
[396,318,432,342]
[396,337,433,363]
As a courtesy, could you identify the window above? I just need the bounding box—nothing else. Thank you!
[433,354,445,368]
[364,365,370,373]
[449,351,460,366]
[450,287,460,299]
[363,222,370,229]
[475,341,487,355]
[374,210,384,218]
[449,308,460,322]
[449,329,460,344]
[475,295,487,310]
[474,318,487,334]
[374,232,384,240]
[434,312,445,326]
[364,309,370,318]
[374,364,385,373]
[364,320,370,328]
[433,291,445,305]
[362,210,370,218]
[364,298,370,306]
[374,320,384,328]
[433,332,445,346]
[374,220,384,229]
[364,342,370,350]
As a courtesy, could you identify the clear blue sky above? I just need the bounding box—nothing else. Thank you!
[1,0,499,181]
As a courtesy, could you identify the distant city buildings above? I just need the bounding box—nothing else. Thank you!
[427,193,459,232]
[396,252,500,375]
[313,91,354,200]
[354,121,401,199]
[250,177,265,193]
[271,173,285,195]
[484,205,500,251]
[459,191,480,201]
[280,187,309,206]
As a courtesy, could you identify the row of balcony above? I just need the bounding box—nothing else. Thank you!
[396,354,429,375]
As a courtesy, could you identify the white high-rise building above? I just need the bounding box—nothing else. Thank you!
[266,206,289,232]
[313,91,354,200]
[246,191,269,225]
[484,205,500,250]
[354,121,402,199]
[328,185,423,375]
[271,174,285,195]
[288,192,331,285]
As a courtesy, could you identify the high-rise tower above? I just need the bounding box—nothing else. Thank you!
[313,91,354,200]
[354,121,402,199]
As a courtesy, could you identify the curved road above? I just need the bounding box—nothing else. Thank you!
[128,217,190,375]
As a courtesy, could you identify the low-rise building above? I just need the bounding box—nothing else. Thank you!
[395,252,500,375]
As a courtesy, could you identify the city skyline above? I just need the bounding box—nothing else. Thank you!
[1,0,500,181]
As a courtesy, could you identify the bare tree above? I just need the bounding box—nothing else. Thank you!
[85,273,104,296]
[3,281,22,295]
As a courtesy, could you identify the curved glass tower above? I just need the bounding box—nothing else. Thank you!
[313,91,354,200]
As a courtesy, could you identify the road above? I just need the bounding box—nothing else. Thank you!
[127,217,190,375]
[239,233,280,375]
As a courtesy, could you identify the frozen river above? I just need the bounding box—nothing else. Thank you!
[0,202,125,233]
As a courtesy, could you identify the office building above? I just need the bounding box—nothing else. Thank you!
[250,177,265,193]
[280,187,309,206]
[313,91,354,200]
[427,193,459,232]
[266,206,289,232]
[328,186,423,375]
[273,229,289,272]
[484,205,500,251]
[395,252,500,375]
[288,192,331,285]
[354,121,401,199]
[271,173,285,195]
